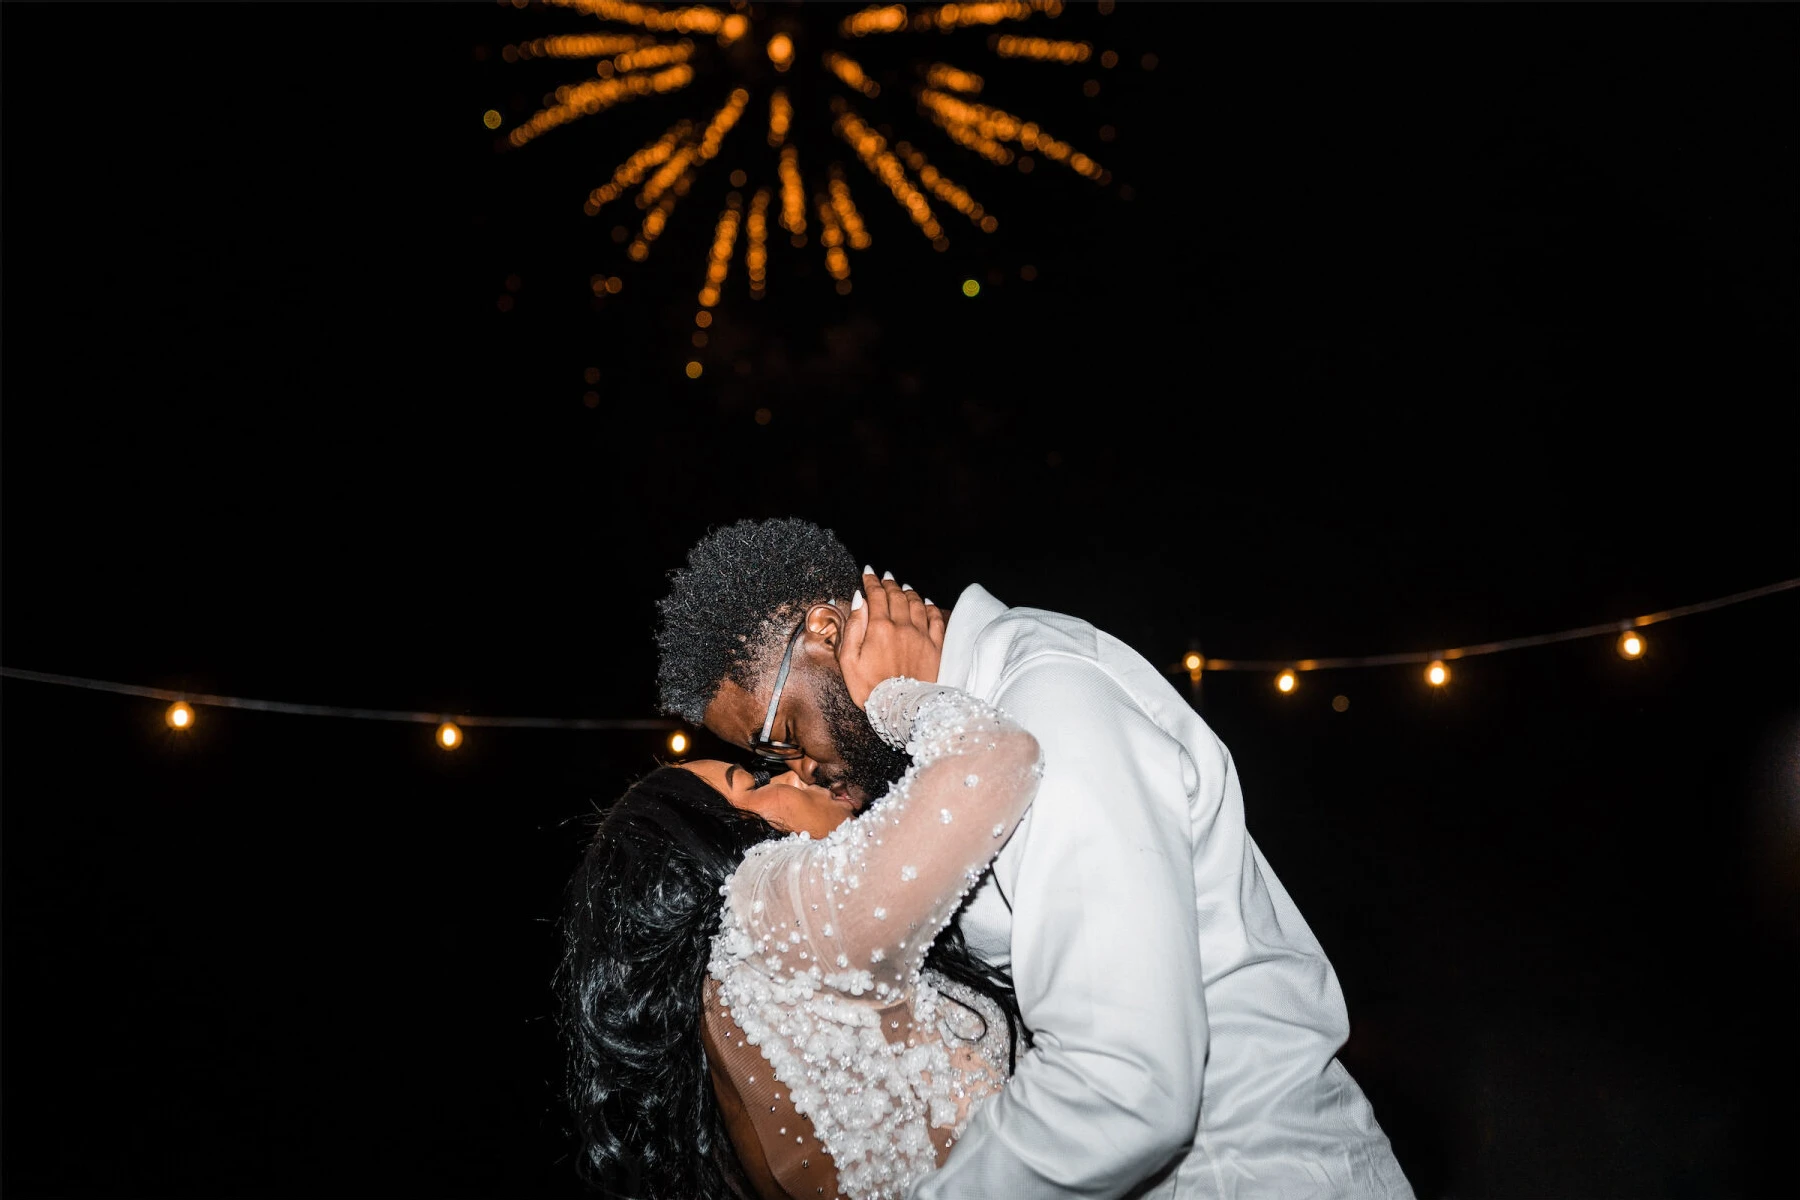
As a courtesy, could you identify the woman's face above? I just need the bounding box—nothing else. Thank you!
[680,760,857,840]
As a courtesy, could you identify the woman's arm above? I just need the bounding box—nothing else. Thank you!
[725,678,1040,1000]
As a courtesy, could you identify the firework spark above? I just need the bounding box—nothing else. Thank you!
[496,0,1123,363]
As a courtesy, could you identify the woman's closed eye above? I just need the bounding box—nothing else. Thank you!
[726,763,775,791]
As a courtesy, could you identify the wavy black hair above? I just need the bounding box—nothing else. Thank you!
[557,765,1027,1198]
[655,518,862,725]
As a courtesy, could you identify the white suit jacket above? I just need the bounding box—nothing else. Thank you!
[910,586,1414,1200]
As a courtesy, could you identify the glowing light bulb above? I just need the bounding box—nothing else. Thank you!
[437,721,462,750]
[1276,670,1297,694]
[166,701,194,730]
[1617,630,1645,659]
[668,731,690,755]
[1182,653,1202,672]
[766,33,794,70]
[1425,661,1449,687]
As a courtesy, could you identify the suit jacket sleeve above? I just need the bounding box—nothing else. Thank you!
[910,656,1209,1198]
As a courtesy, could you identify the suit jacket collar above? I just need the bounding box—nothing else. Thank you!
[938,583,1007,690]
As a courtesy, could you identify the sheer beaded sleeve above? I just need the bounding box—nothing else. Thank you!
[722,678,1042,1002]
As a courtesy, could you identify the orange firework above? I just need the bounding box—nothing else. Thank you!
[495,0,1127,367]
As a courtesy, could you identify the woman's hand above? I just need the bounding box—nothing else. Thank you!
[838,568,946,708]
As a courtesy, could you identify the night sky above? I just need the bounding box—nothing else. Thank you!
[2,3,1795,1198]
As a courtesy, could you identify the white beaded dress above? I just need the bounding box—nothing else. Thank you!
[704,678,1042,1200]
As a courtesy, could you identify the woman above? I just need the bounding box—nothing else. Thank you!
[558,629,1041,1198]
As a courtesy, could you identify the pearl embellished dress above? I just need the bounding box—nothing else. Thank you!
[704,678,1043,1200]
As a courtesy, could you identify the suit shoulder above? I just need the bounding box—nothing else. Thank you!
[974,605,1101,666]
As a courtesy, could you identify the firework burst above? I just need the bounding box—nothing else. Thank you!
[494,0,1129,359]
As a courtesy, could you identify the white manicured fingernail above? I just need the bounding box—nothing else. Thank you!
[882,570,895,581]
[851,590,864,611]
[924,598,934,606]
[901,583,914,592]
[863,565,875,576]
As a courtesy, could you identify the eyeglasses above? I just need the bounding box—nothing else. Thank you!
[748,619,808,765]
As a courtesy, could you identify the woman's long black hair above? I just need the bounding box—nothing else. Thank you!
[556,765,1028,1199]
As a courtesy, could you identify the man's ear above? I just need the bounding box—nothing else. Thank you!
[802,601,845,655]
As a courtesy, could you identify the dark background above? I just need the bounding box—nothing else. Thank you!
[3,3,1796,1197]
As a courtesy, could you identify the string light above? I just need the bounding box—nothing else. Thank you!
[1172,579,1800,693]
[668,730,690,755]
[0,667,680,734]
[437,721,463,750]
[5,581,1790,752]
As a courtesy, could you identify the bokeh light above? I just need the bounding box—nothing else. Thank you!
[1618,630,1646,659]
[437,721,462,750]
[166,701,194,730]
[1276,670,1297,694]
[1426,661,1450,687]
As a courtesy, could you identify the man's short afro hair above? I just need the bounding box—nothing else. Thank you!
[655,518,861,724]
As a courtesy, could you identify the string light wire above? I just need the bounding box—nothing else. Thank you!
[2,579,1792,729]
[1185,577,1800,675]
[0,667,675,730]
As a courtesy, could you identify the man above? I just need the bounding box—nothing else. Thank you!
[657,518,1414,1199]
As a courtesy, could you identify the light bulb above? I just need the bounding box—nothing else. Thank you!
[437,721,462,750]
[668,731,690,755]
[1425,660,1449,687]
[1617,630,1645,659]
[166,701,194,730]
[1182,653,1202,672]
[1276,670,1297,694]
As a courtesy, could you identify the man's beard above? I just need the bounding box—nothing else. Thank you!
[814,672,911,806]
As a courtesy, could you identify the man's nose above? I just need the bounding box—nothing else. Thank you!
[792,756,821,785]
